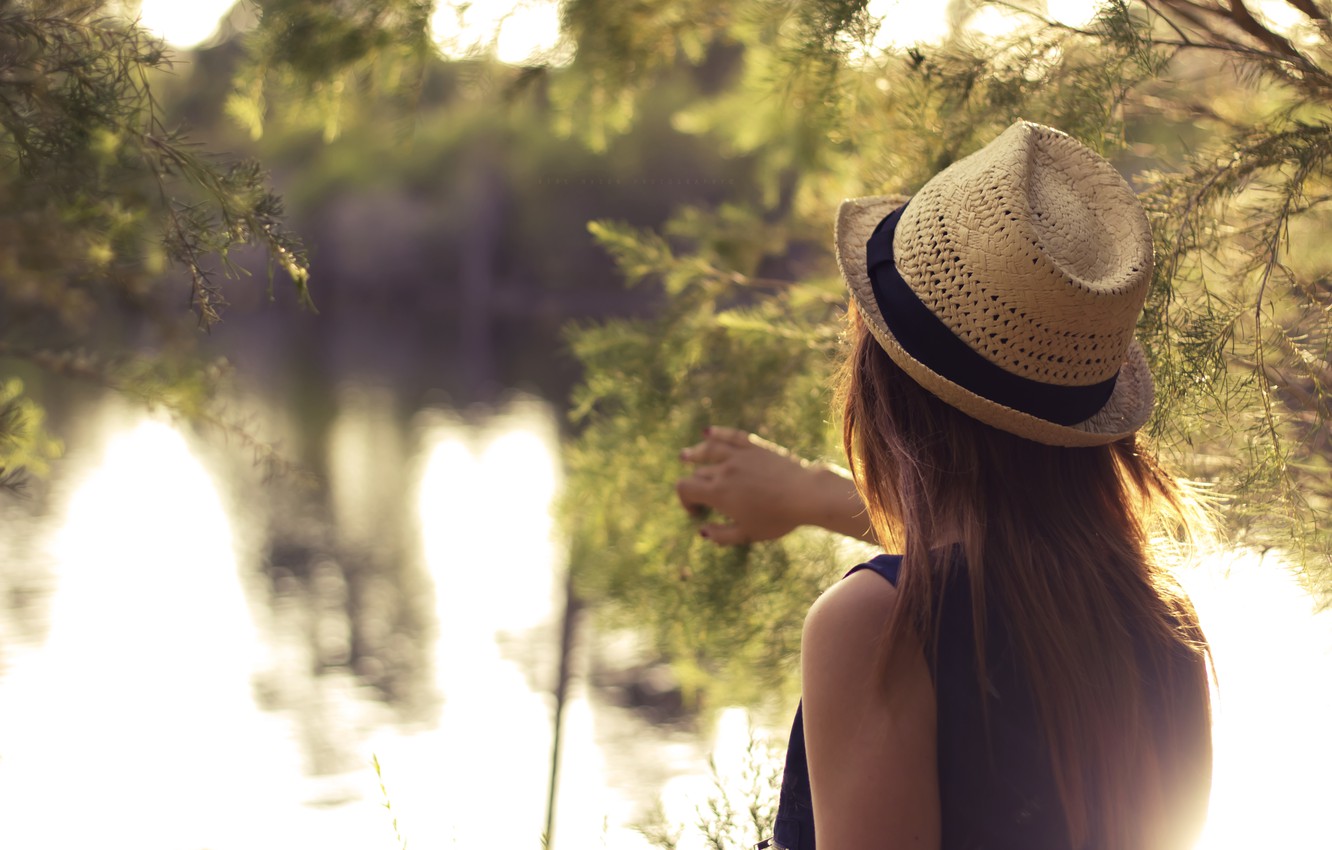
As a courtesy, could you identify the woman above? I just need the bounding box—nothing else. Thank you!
[677,122,1213,850]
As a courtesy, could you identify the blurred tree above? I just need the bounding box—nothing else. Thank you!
[0,0,310,484]
[1127,0,1332,565]
[555,0,1332,705]
[6,0,1331,706]
[227,0,436,142]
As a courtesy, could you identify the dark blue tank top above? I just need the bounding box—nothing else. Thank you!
[768,553,1066,850]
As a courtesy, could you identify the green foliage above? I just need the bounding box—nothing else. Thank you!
[372,753,410,850]
[633,729,782,849]
[560,0,1332,704]
[0,1,310,322]
[0,0,310,478]
[565,203,854,704]
[230,0,437,142]
[554,0,725,150]
[1120,1,1332,572]
[560,0,1177,702]
[0,378,61,487]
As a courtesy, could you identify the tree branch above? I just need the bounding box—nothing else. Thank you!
[1226,0,1307,60]
[1143,0,1197,43]
[1282,0,1329,27]
[1147,0,1332,95]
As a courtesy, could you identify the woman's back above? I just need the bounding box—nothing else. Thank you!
[776,552,1212,850]
[832,122,1215,843]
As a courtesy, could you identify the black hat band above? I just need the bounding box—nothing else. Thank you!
[865,203,1118,428]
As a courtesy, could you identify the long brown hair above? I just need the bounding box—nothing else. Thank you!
[838,305,1212,849]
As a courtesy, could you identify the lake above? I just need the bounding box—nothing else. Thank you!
[0,389,1328,849]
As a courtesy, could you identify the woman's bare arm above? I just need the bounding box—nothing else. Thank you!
[675,426,876,545]
[801,571,940,849]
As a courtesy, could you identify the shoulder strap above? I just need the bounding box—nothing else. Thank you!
[843,553,903,586]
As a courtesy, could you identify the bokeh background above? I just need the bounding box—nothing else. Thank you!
[2,2,1331,849]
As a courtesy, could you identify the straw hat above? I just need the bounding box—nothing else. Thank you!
[835,120,1155,447]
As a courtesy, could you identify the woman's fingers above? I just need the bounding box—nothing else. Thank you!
[681,427,760,466]
[704,426,753,448]
[700,522,748,546]
[678,427,812,545]
[677,427,805,544]
[676,473,716,516]
[681,439,732,466]
[691,465,719,483]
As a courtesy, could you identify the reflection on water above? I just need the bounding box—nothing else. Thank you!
[1180,550,1332,850]
[0,397,1328,849]
[0,418,303,849]
[401,405,563,847]
[0,397,739,850]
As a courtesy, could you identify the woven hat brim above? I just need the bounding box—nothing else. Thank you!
[835,195,1155,447]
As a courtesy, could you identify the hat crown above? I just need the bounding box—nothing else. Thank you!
[892,121,1153,387]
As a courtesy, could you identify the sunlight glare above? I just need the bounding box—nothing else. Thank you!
[136,0,236,49]
[413,405,565,847]
[1255,0,1307,36]
[657,707,775,849]
[550,693,641,848]
[1179,549,1332,850]
[431,0,569,66]
[328,384,407,550]
[966,5,1028,41]
[860,0,1103,54]
[418,414,559,633]
[0,417,299,849]
[1046,0,1103,28]
[497,0,566,65]
[865,0,951,51]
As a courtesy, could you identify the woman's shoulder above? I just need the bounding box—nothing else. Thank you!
[800,559,940,849]
[802,565,901,671]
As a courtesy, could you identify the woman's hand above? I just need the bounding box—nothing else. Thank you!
[676,427,874,546]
